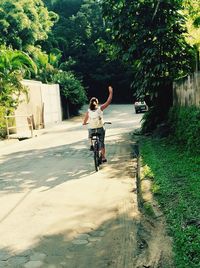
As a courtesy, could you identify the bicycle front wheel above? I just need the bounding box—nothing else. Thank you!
[94,150,99,172]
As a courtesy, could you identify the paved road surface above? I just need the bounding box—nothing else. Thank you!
[0,105,173,268]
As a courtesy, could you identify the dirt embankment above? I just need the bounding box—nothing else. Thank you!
[133,142,174,268]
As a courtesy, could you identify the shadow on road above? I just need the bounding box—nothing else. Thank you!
[0,132,137,195]
[0,204,174,268]
[0,213,140,267]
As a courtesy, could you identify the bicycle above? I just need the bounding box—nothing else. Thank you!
[90,122,111,172]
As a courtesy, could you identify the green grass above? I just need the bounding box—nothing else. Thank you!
[143,202,156,217]
[140,137,200,268]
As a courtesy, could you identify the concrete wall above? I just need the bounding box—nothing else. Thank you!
[16,80,43,129]
[15,80,62,130]
[41,83,62,127]
[173,72,200,107]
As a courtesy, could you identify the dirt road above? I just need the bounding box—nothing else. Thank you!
[0,105,173,268]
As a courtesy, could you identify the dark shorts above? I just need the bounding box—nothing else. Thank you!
[88,127,105,148]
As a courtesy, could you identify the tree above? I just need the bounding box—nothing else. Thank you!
[42,0,83,56]
[183,0,200,71]
[0,46,37,109]
[101,0,195,131]
[44,0,83,18]
[53,70,87,118]
[26,45,62,83]
[183,0,200,28]
[0,46,37,137]
[43,0,134,103]
[0,0,58,50]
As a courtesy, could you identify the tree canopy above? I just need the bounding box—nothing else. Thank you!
[0,46,37,110]
[43,0,134,103]
[0,0,58,50]
[101,0,196,130]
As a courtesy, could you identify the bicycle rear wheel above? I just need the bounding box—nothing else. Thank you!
[93,141,100,172]
[94,150,99,171]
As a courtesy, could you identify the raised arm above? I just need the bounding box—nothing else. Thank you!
[101,86,113,111]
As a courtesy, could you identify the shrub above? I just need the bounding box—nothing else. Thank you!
[0,107,7,138]
[141,106,162,133]
[168,106,200,154]
[0,106,15,139]
[53,70,87,117]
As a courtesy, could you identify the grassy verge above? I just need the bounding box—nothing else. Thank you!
[140,136,200,268]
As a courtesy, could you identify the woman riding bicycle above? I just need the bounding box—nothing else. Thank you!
[82,86,113,163]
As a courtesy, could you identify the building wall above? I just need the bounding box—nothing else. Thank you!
[173,72,200,107]
[15,80,62,130]
[41,83,62,127]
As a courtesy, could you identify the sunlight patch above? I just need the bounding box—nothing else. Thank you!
[20,171,31,175]
[46,177,58,182]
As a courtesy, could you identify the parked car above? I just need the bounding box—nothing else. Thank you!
[134,100,148,114]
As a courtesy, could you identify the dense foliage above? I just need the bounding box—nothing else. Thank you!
[53,70,87,117]
[184,0,200,29]
[0,0,88,124]
[27,46,62,83]
[168,106,200,155]
[0,46,37,137]
[140,137,200,268]
[101,0,195,130]
[0,47,37,109]
[183,0,200,71]
[0,0,58,50]
[43,0,133,103]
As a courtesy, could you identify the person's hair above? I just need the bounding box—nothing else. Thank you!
[89,97,98,110]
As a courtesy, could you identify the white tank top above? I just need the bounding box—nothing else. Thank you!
[88,107,103,129]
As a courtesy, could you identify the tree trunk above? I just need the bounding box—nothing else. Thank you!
[66,99,70,119]
[156,82,173,122]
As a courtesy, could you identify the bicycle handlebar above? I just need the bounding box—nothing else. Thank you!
[84,122,112,125]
